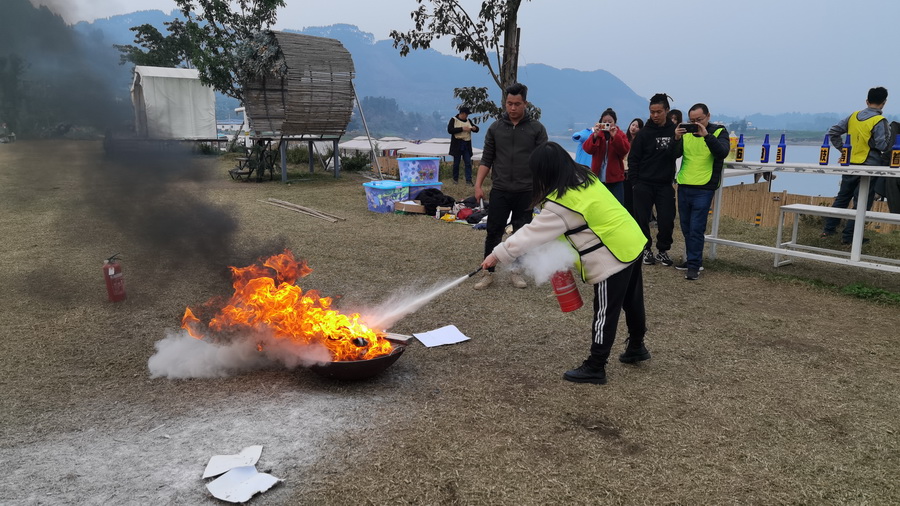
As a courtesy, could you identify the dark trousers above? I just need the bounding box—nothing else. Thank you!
[452,147,473,182]
[603,181,625,205]
[623,176,635,216]
[588,261,646,366]
[632,181,676,252]
[483,188,533,271]
[677,186,715,270]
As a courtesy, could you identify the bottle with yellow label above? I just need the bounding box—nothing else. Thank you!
[735,134,745,162]
[819,135,830,165]
[776,134,786,164]
[891,134,900,168]
[760,134,770,163]
[839,134,852,166]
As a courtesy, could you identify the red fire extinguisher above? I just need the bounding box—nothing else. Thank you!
[551,269,583,312]
[103,254,127,302]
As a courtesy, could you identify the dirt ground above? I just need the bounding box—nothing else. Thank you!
[1,140,899,505]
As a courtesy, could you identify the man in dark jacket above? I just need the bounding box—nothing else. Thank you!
[627,93,679,267]
[473,83,548,290]
[447,106,480,184]
[671,103,730,280]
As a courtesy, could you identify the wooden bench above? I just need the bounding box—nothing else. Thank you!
[775,203,900,267]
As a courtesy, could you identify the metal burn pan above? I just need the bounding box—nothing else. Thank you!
[309,343,406,381]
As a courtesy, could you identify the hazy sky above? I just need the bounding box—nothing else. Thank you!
[34,0,900,116]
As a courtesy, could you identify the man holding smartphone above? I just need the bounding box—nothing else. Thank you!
[671,103,730,280]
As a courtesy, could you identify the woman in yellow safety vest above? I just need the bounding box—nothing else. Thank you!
[481,141,650,385]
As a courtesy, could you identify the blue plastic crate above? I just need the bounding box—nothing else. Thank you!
[363,180,409,213]
[398,157,441,184]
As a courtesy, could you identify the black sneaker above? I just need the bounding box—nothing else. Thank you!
[655,251,673,267]
[563,362,607,384]
[642,250,656,265]
[618,341,651,363]
[685,269,700,280]
[675,263,704,271]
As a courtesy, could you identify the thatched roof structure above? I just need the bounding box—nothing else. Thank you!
[243,31,355,138]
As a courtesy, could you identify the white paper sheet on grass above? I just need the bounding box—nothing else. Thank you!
[203,445,263,478]
[206,465,281,503]
[413,324,470,347]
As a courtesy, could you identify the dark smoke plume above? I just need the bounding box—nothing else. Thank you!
[5,0,279,302]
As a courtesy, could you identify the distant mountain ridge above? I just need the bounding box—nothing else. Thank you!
[73,11,886,135]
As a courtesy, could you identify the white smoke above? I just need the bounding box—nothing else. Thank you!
[148,330,332,379]
[516,240,578,285]
[359,275,471,331]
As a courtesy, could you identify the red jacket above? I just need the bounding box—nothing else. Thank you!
[582,130,630,183]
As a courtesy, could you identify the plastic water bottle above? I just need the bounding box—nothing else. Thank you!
[735,134,745,162]
[760,134,770,163]
[819,135,830,165]
[891,134,900,168]
[776,134,786,164]
[839,134,852,166]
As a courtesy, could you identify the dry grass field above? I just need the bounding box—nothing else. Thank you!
[1,140,899,505]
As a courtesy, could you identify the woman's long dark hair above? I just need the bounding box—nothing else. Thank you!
[627,118,643,142]
[530,141,593,207]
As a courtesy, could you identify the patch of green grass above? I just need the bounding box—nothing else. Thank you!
[841,283,900,305]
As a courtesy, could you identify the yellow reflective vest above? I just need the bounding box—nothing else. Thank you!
[546,176,646,280]
[848,111,886,164]
[676,127,724,187]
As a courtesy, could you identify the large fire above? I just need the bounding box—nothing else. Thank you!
[181,250,393,361]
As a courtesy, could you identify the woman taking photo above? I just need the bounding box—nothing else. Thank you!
[481,142,650,385]
[582,108,630,204]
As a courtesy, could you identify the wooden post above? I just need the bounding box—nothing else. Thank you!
[333,139,341,178]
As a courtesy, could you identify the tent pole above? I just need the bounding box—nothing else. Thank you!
[351,81,382,179]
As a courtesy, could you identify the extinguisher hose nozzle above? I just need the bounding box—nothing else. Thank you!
[468,266,483,277]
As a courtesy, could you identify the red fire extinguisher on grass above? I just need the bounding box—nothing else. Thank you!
[103,254,127,302]
[551,269,582,312]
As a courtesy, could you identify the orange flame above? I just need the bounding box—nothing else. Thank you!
[181,250,392,361]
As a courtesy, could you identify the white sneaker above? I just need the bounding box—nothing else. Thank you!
[473,271,493,290]
[510,272,527,289]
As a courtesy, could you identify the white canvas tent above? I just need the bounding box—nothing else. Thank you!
[131,66,216,139]
[338,136,482,159]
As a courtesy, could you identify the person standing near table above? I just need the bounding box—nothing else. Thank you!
[473,83,548,290]
[447,106,480,185]
[671,103,730,280]
[627,93,679,267]
[821,86,890,244]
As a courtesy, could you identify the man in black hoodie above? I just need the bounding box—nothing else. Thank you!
[473,82,548,290]
[627,93,679,267]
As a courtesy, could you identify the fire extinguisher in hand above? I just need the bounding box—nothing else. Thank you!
[103,254,126,302]
[551,269,583,312]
